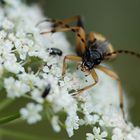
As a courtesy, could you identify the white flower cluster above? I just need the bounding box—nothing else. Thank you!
[1,0,140,139]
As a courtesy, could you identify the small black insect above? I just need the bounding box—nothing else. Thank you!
[47,48,63,56]
[42,84,51,98]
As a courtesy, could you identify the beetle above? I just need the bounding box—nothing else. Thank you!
[38,16,140,118]
[47,48,63,56]
[42,84,51,98]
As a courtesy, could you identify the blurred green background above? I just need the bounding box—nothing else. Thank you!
[1,0,140,140]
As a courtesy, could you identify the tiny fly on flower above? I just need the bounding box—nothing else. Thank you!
[38,16,140,119]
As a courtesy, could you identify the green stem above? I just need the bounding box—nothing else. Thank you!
[0,128,65,140]
[0,99,13,112]
[0,129,47,140]
[0,113,20,125]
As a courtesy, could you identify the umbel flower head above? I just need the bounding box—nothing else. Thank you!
[0,0,140,140]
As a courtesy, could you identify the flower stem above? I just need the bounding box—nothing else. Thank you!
[0,99,13,112]
[0,113,20,125]
[0,128,65,140]
[0,128,45,140]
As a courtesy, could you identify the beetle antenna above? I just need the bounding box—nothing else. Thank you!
[105,50,140,58]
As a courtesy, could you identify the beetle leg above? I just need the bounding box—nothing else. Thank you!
[59,16,86,55]
[54,15,84,27]
[41,24,87,56]
[62,55,82,75]
[39,16,87,56]
[95,65,125,119]
[76,69,98,94]
[36,16,83,28]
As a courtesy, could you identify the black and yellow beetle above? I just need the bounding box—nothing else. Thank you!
[38,16,140,119]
